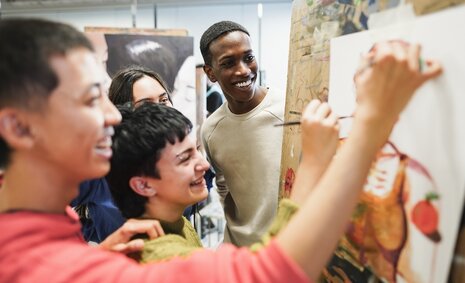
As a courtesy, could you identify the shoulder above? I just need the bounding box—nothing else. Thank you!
[265,88,285,106]
[201,105,228,138]
[141,235,200,263]
[262,88,285,120]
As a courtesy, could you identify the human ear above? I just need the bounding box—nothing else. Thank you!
[129,176,157,197]
[0,110,34,150]
[203,65,217,83]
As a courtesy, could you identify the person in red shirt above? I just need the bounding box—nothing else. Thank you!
[0,169,3,188]
[0,18,441,283]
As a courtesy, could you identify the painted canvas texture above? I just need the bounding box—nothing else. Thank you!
[325,5,465,283]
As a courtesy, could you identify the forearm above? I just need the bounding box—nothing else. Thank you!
[276,117,389,280]
[289,161,328,206]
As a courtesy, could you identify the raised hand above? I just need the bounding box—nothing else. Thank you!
[289,100,339,204]
[99,218,165,254]
[300,99,339,168]
[354,41,442,140]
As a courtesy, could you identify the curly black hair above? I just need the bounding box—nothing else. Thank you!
[106,103,192,218]
[200,21,249,66]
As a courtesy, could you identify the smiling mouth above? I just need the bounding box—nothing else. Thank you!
[190,177,204,186]
[95,136,113,158]
[234,79,253,88]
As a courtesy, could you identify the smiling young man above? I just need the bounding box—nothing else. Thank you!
[200,21,285,246]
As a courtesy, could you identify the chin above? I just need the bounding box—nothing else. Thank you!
[191,187,209,201]
[199,190,209,200]
[86,164,110,180]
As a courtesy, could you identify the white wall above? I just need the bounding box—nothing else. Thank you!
[2,5,156,30]
[3,2,292,91]
[157,3,291,91]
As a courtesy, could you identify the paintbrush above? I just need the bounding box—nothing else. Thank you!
[274,114,352,127]
[274,120,302,127]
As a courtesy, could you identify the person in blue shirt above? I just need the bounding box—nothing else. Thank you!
[71,179,125,243]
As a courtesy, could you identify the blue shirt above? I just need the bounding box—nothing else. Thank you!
[71,178,125,243]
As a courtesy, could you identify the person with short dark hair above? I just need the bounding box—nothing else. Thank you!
[200,21,286,246]
[200,21,250,67]
[0,17,441,283]
[107,103,207,261]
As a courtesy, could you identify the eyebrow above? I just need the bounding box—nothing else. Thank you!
[218,49,253,62]
[133,97,154,107]
[134,92,168,103]
[175,148,194,163]
[218,55,233,63]
[82,82,102,96]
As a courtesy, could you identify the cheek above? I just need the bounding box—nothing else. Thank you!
[250,62,258,72]
[214,69,228,81]
[172,167,194,186]
[68,112,104,145]
[217,76,231,89]
[160,168,185,185]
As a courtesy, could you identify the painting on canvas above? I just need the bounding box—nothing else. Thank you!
[324,5,465,283]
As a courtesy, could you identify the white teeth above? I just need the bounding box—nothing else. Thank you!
[103,126,114,136]
[191,178,203,186]
[96,136,112,149]
[97,137,112,148]
[94,147,112,158]
[235,79,252,88]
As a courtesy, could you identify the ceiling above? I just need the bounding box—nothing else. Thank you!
[2,0,291,11]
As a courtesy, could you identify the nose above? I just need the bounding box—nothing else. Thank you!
[234,60,251,77]
[195,153,210,172]
[102,94,122,127]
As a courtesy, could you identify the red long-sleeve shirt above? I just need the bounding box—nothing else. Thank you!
[0,207,310,283]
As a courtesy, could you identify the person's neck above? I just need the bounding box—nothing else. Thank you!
[227,85,267,114]
[0,157,79,214]
[143,198,186,223]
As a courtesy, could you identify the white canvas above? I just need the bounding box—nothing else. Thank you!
[328,5,465,283]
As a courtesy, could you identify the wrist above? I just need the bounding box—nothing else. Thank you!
[289,161,325,204]
[355,102,399,127]
[299,155,331,174]
[351,112,393,151]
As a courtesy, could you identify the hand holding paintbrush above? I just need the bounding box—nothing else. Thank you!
[275,109,350,127]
